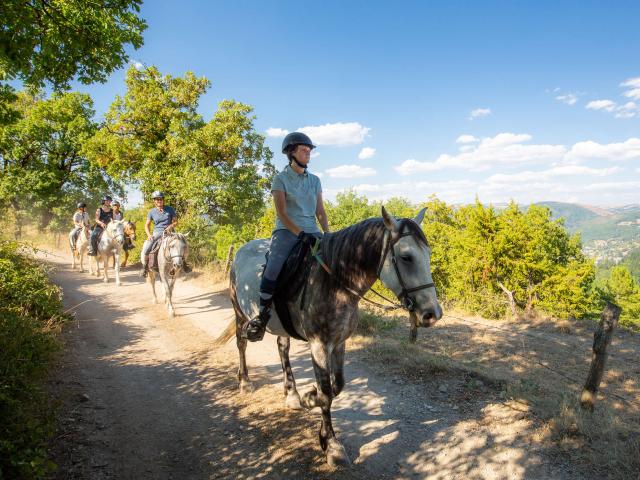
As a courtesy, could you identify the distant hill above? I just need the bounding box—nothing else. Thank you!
[535,202,601,232]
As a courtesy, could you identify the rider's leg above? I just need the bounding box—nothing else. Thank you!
[69,228,78,250]
[245,229,298,342]
[139,237,153,277]
[88,226,102,256]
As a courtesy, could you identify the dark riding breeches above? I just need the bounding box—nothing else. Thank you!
[89,225,103,254]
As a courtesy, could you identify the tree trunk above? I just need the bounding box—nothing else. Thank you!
[497,281,517,317]
[580,302,621,411]
[224,244,235,275]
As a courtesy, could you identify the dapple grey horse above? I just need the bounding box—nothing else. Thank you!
[91,220,126,285]
[217,207,442,467]
[143,232,189,318]
[70,225,90,272]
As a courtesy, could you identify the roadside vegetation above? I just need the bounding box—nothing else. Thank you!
[0,241,66,478]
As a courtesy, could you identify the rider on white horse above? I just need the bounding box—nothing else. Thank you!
[243,132,330,342]
[69,202,90,251]
[140,191,192,277]
[87,195,113,256]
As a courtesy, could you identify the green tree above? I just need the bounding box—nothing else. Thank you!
[602,266,640,328]
[85,66,274,228]
[1,0,146,90]
[0,90,120,237]
[325,191,378,231]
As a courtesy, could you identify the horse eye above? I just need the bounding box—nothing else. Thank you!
[400,254,413,263]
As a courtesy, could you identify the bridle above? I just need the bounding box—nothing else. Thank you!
[311,225,436,312]
[162,233,186,265]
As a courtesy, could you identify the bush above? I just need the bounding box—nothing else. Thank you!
[0,241,65,478]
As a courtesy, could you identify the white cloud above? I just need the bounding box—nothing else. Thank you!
[556,93,578,105]
[299,122,370,146]
[266,127,289,137]
[586,99,616,112]
[469,108,491,120]
[325,164,377,178]
[358,147,376,160]
[130,60,144,70]
[395,132,565,175]
[311,151,320,158]
[615,102,638,118]
[565,138,640,162]
[456,134,479,144]
[621,77,640,100]
[487,165,621,184]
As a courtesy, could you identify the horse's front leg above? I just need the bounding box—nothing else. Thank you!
[277,336,302,409]
[148,271,158,304]
[94,255,101,277]
[301,340,350,467]
[102,255,109,283]
[79,249,85,272]
[330,341,346,398]
[121,250,128,268]
[165,276,175,318]
[71,248,76,270]
[114,251,121,286]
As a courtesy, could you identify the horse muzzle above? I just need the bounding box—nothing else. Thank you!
[418,304,443,327]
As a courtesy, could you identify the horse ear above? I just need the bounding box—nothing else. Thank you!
[413,207,427,226]
[381,206,399,232]
[183,231,190,237]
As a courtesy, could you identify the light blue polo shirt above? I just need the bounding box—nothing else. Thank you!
[147,206,176,234]
[272,165,322,234]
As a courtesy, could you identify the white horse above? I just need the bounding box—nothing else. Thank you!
[91,220,126,285]
[143,232,189,318]
[70,225,90,272]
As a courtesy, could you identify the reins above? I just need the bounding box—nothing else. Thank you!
[310,225,436,312]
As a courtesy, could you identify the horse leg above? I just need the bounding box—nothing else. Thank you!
[102,255,109,283]
[148,272,158,304]
[236,314,253,393]
[165,276,175,318]
[330,341,346,398]
[121,250,128,268]
[94,255,101,277]
[277,336,302,409]
[114,252,121,286]
[301,341,350,467]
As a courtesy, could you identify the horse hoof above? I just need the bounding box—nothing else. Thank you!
[326,440,350,468]
[103,278,108,283]
[239,380,253,394]
[285,392,303,410]
[116,282,121,287]
[300,385,318,409]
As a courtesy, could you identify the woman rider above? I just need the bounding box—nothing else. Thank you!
[87,195,113,256]
[244,132,329,342]
[112,201,124,221]
[69,202,90,250]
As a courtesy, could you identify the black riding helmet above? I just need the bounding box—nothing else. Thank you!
[77,202,87,209]
[101,195,112,204]
[281,132,315,154]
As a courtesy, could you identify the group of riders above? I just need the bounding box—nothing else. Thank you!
[68,131,324,342]
[69,191,192,277]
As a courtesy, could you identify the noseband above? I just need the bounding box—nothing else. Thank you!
[376,229,436,312]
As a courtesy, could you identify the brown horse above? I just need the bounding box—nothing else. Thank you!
[217,207,442,467]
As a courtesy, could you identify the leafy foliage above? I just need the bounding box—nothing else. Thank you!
[599,266,640,328]
[0,90,122,236]
[1,0,146,90]
[85,65,275,232]
[0,241,65,478]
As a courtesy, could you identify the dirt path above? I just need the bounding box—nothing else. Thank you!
[46,251,590,479]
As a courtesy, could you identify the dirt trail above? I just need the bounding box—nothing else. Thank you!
[46,251,588,479]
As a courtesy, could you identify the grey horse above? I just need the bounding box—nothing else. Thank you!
[91,220,126,285]
[143,232,189,318]
[216,206,442,467]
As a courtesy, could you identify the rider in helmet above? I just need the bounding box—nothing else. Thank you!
[140,191,192,277]
[69,202,90,250]
[112,200,124,221]
[243,132,329,342]
[87,195,113,256]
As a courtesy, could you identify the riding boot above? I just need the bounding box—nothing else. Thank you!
[87,237,97,256]
[244,296,273,342]
[182,261,192,274]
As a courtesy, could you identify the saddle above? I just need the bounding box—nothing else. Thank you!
[270,238,316,341]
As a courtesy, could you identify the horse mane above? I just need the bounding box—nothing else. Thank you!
[319,216,428,291]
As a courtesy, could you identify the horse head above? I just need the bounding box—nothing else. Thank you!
[124,220,136,241]
[165,232,188,275]
[378,206,442,327]
[107,220,126,246]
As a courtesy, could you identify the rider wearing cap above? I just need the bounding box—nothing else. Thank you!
[87,195,113,256]
[112,201,124,221]
[69,202,90,250]
[243,132,329,342]
[140,191,192,277]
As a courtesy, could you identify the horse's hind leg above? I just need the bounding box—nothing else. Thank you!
[301,341,350,467]
[236,315,253,393]
[148,272,158,304]
[277,336,302,409]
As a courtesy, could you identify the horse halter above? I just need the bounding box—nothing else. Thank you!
[376,229,436,312]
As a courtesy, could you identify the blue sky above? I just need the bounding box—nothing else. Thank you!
[69,0,640,207]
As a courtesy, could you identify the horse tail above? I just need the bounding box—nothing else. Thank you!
[213,318,236,346]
